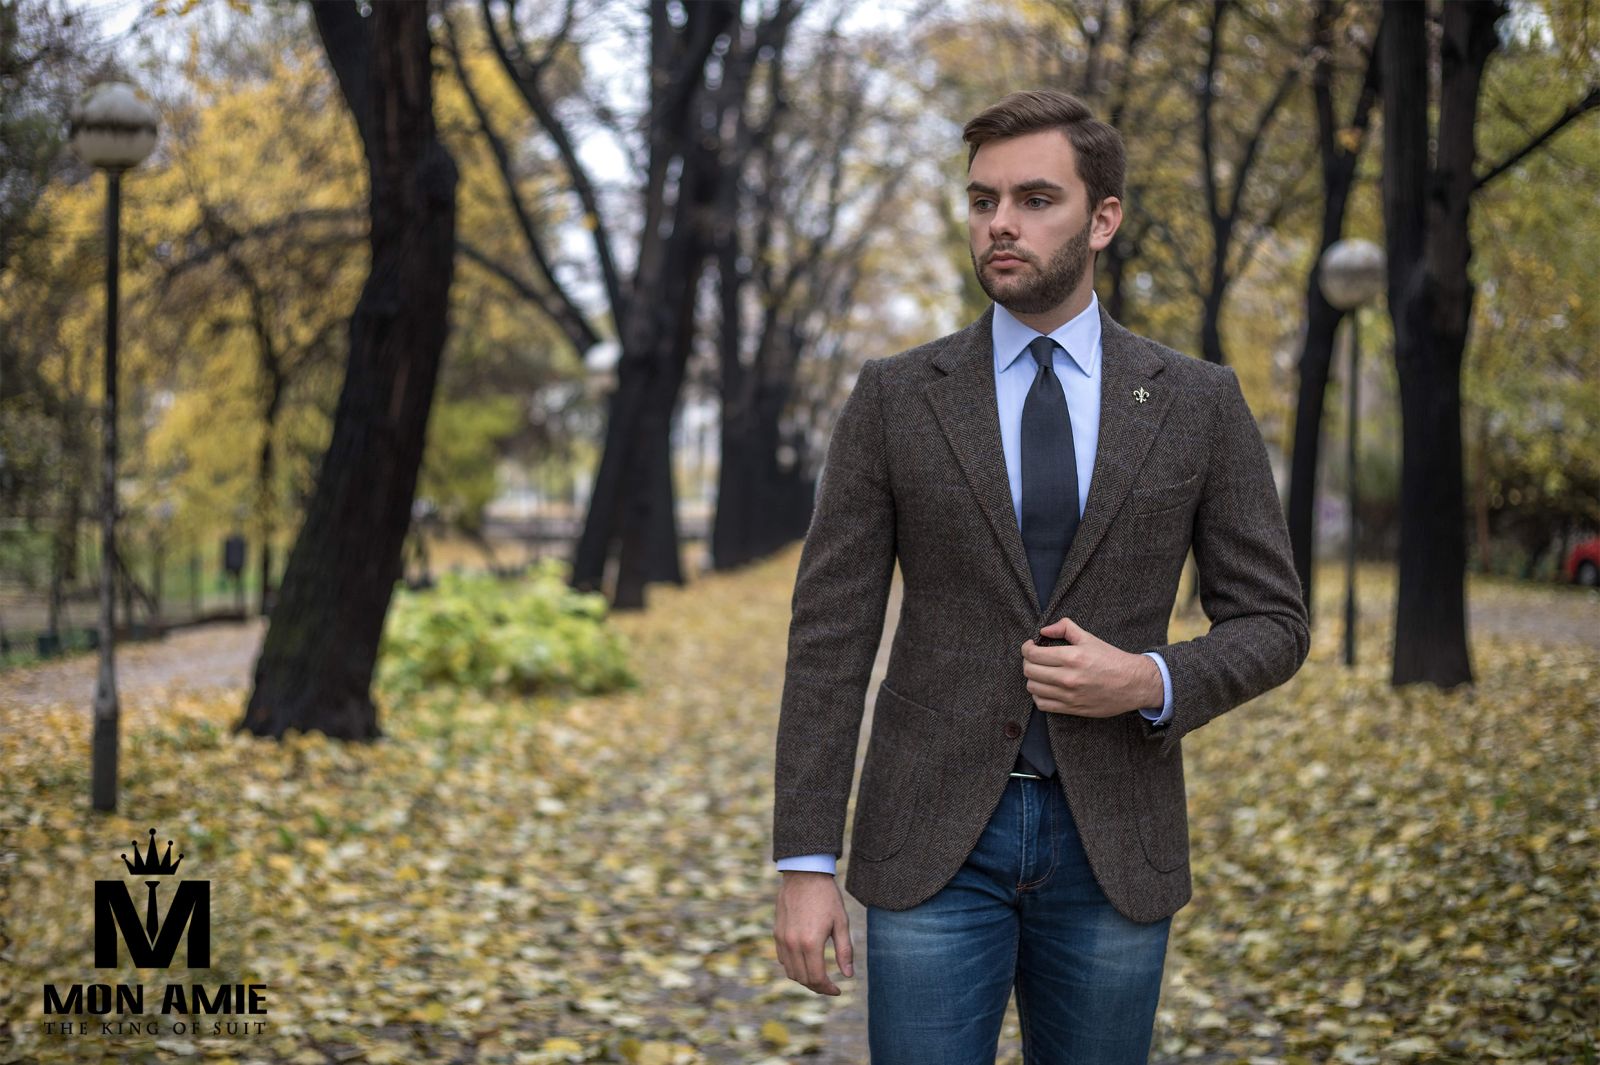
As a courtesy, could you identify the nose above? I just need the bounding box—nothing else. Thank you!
[988,198,1020,244]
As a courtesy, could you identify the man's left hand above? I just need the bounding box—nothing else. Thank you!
[1020,617,1162,718]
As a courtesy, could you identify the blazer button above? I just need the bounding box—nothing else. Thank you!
[1004,722,1022,739]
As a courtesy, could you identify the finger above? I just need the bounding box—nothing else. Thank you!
[1023,654,1072,680]
[1028,679,1064,703]
[1056,616,1090,642]
[803,932,840,995]
[774,925,795,981]
[833,913,854,978]
[1022,639,1061,664]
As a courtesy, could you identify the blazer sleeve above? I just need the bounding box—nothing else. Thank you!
[772,357,897,861]
[1144,366,1310,758]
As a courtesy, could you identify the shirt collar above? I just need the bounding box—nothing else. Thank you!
[991,290,1101,379]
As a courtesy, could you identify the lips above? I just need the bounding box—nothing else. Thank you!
[989,253,1024,266]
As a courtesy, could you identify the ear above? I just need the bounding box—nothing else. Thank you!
[1090,196,1122,253]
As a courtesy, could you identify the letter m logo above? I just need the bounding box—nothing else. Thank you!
[94,881,210,968]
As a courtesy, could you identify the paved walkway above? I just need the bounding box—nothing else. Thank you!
[7,570,1593,724]
[0,617,268,729]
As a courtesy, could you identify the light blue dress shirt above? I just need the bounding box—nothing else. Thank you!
[776,294,1174,876]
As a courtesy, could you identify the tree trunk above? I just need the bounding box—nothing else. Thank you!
[644,423,683,584]
[1199,281,1227,366]
[1473,409,1492,570]
[576,223,709,606]
[570,368,647,593]
[615,344,688,607]
[569,0,740,605]
[1381,0,1502,689]
[255,344,285,618]
[1286,293,1341,619]
[643,276,696,587]
[1102,234,1130,324]
[257,411,276,617]
[238,0,458,739]
[1389,289,1473,686]
[1285,0,1381,620]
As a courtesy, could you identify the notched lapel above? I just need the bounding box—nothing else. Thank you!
[924,305,1041,614]
[923,303,1175,624]
[1042,306,1171,620]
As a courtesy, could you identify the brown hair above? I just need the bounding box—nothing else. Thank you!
[962,90,1126,213]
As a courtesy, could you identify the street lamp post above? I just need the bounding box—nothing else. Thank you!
[69,81,159,812]
[1317,238,1385,669]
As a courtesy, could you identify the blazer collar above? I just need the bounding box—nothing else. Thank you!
[926,300,1172,619]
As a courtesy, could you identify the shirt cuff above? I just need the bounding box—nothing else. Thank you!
[775,853,837,875]
[1137,651,1173,725]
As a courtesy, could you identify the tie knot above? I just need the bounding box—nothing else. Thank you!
[1027,336,1056,371]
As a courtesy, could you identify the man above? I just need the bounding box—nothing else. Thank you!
[770,89,1309,1063]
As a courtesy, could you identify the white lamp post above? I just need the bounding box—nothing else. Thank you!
[69,81,159,813]
[1317,238,1385,668]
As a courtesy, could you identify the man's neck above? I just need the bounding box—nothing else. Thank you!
[1003,279,1096,336]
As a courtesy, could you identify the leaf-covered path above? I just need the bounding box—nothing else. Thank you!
[3,552,1596,1064]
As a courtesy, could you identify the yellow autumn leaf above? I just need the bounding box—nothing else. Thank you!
[541,1037,584,1053]
[759,1019,790,1048]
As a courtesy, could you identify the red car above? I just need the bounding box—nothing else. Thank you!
[1564,536,1600,587]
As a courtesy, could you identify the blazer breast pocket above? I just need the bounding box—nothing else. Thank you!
[1125,471,1201,517]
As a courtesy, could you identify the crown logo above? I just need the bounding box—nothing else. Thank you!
[121,828,184,876]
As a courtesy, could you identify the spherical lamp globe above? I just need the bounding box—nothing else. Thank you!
[68,81,159,171]
[1317,238,1385,311]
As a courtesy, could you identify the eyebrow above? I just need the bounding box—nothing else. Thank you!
[965,179,1067,196]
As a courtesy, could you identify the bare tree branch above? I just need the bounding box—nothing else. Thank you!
[455,238,574,322]
[1231,162,1319,279]
[441,9,599,354]
[1146,215,1207,299]
[153,207,365,296]
[1223,42,1311,227]
[480,0,628,325]
[1474,85,1600,192]
[1199,0,1227,228]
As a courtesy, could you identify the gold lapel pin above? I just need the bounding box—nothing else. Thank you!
[1133,386,1150,404]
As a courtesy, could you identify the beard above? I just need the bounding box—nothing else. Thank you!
[972,214,1092,315]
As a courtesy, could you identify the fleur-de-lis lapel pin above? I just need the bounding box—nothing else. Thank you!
[1132,386,1150,404]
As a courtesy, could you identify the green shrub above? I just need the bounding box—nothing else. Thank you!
[376,559,635,702]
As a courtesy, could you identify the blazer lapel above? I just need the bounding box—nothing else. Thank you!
[1041,304,1170,620]
[925,305,1040,613]
[925,301,1172,622]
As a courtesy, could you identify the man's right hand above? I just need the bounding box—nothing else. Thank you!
[774,870,854,995]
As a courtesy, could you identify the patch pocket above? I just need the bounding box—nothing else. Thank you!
[1132,755,1190,872]
[849,681,933,862]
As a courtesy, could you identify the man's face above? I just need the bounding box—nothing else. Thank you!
[966,129,1113,315]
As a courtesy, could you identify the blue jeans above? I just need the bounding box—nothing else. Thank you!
[866,774,1172,1064]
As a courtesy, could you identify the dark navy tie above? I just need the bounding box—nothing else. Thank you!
[1017,335,1079,778]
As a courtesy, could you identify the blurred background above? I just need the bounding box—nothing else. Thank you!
[3,0,1593,665]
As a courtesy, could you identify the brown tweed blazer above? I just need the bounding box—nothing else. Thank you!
[771,301,1310,925]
